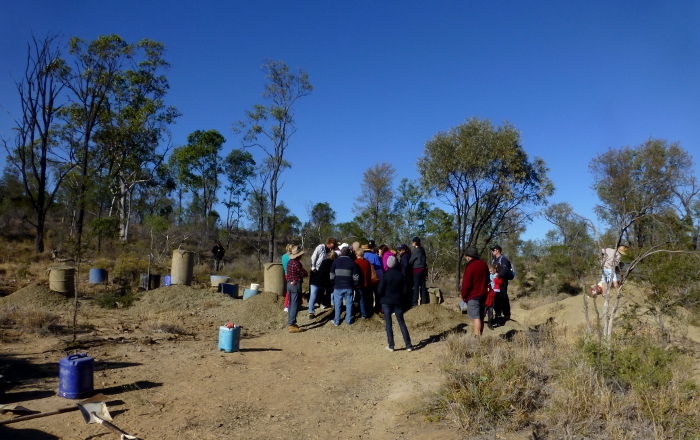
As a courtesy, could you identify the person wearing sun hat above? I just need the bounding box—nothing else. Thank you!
[286,246,308,333]
[461,247,490,337]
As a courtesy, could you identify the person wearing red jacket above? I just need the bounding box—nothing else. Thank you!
[461,247,490,337]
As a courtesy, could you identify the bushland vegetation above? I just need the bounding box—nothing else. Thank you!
[1,33,699,438]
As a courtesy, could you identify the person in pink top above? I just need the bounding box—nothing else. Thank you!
[378,244,395,272]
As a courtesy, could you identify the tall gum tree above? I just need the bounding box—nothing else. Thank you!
[233,60,312,262]
[3,34,74,253]
[418,117,553,289]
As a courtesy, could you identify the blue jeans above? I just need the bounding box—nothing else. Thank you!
[333,288,354,325]
[383,304,412,350]
[309,284,325,314]
[287,283,301,326]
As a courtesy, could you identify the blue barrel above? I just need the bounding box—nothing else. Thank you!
[58,353,94,399]
[218,326,241,352]
[163,275,171,286]
[218,283,239,298]
[243,288,258,300]
[89,268,107,284]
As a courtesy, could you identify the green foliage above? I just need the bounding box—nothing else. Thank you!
[418,117,553,285]
[94,289,138,309]
[353,162,397,243]
[578,335,675,392]
[112,253,148,285]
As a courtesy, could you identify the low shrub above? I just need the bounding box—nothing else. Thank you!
[0,305,60,336]
[93,289,138,309]
[112,253,148,286]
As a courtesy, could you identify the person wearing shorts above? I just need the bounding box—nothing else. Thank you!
[461,247,490,337]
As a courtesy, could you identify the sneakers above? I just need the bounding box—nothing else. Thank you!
[318,304,327,310]
[333,322,340,327]
[288,324,302,333]
[385,346,394,352]
[308,313,316,319]
[406,347,413,352]
[284,307,288,312]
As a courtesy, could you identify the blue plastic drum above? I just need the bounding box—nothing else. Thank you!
[58,353,94,399]
[163,275,172,286]
[88,269,107,284]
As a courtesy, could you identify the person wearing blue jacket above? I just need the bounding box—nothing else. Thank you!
[330,247,359,326]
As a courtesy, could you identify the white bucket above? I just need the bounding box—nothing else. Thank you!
[250,283,260,291]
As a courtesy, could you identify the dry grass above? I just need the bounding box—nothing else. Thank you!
[0,304,60,336]
[517,293,569,310]
[430,321,700,439]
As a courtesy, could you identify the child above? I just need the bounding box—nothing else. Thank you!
[487,264,502,329]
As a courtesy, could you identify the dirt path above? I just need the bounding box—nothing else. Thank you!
[1,289,488,440]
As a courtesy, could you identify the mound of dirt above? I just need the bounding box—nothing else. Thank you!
[0,283,72,311]
[129,285,235,314]
[404,303,467,335]
[210,291,286,331]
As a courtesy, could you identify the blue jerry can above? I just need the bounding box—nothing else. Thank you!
[218,326,241,352]
[58,353,94,399]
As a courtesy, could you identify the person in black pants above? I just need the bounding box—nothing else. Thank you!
[490,245,511,322]
[378,255,413,352]
[409,236,428,306]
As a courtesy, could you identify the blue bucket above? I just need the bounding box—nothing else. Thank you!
[218,283,239,298]
[163,275,171,287]
[58,353,94,399]
[88,268,107,284]
[218,326,241,352]
[243,288,258,300]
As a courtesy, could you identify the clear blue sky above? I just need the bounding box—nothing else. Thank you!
[1,1,698,241]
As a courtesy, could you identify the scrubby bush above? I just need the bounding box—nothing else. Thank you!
[93,289,138,309]
[112,253,148,286]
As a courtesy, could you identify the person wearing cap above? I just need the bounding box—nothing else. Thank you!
[409,236,428,306]
[286,246,308,333]
[490,245,511,322]
[378,255,413,352]
[461,247,490,337]
[330,247,359,326]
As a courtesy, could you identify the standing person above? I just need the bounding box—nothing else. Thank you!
[364,240,383,312]
[397,244,414,309]
[490,245,512,322]
[354,248,373,319]
[409,236,428,306]
[461,247,490,337]
[311,237,337,274]
[286,246,308,333]
[212,241,225,272]
[330,247,359,326]
[281,244,293,312]
[486,264,501,330]
[309,250,335,318]
[379,244,395,272]
[379,255,413,352]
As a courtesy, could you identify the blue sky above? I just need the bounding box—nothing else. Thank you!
[1,1,698,241]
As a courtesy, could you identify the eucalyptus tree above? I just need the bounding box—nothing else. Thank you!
[3,34,74,253]
[392,178,430,243]
[302,202,336,247]
[418,117,553,289]
[353,162,397,243]
[61,34,134,251]
[233,60,312,262]
[590,138,693,249]
[95,39,180,242]
[169,130,226,231]
[222,149,255,244]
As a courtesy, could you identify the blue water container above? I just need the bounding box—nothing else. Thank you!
[163,275,171,286]
[218,326,241,352]
[218,283,239,298]
[58,353,94,399]
[88,268,107,284]
[243,288,258,300]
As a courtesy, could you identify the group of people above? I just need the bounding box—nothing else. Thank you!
[460,245,513,337]
[281,237,429,351]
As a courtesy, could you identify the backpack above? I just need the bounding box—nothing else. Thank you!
[498,256,515,280]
